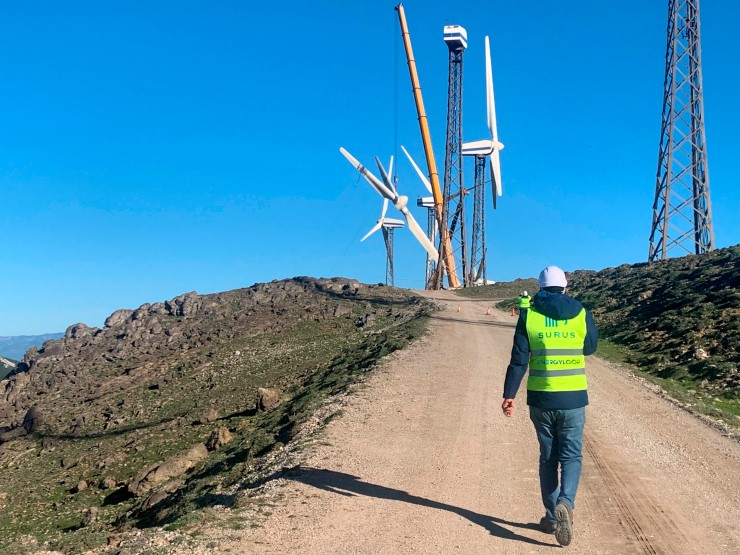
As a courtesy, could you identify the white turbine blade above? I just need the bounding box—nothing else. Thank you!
[380,197,389,219]
[374,156,396,194]
[340,147,396,200]
[490,150,502,197]
[388,155,394,183]
[400,207,439,260]
[361,221,383,242]
[485,36,499,142]
[401,145,433,194]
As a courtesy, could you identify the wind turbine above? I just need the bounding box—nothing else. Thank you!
[340,147,439,262]
[462,35,504,285]
[461,35,504,208]
[361,197,404,286]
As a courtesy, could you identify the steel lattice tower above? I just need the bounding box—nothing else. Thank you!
[442,26,469,286]
[425,205,437,288]
[649,0,714,261]
[469,155,487,284]
[382,227,396,286]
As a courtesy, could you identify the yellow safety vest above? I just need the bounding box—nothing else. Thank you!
[518,295,531,308]
[525,307,588,393]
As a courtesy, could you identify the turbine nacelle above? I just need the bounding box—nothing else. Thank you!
[416,196,434,208]
[461,139,504,157]
[381,218,404,229]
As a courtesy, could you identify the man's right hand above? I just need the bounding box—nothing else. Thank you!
[502,398,515,417]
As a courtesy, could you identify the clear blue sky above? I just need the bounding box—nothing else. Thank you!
[1,1,738,335]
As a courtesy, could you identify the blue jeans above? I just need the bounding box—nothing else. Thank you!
[529,406,585,522]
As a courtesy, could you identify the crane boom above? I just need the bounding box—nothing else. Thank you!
[395,3,460,289]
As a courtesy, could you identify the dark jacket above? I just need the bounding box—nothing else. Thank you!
[503,290,598,410]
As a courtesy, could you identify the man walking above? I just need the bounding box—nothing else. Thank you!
[501,266,598,546]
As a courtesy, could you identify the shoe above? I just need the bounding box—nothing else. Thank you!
[539,516,556,534]
[554,502,574,546]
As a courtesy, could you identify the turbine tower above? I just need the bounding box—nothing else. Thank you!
[649,0,714,261]
[382,224,402,286]
[402,145,437,288]
[469,155,487,284]
[442,25,469,286]
[361,196,404,287]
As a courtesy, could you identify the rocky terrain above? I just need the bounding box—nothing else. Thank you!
[0,277,434,554]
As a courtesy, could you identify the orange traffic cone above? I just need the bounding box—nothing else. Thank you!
[511,308,516,316]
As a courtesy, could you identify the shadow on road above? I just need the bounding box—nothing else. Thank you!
[279,466,555,547]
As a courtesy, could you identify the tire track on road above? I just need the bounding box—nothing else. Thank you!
[584,433,690,555]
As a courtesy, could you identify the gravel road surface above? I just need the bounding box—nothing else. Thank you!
[186,292,740,554]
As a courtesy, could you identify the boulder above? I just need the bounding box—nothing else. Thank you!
[139,479,181,511]
[0,427,27,443]
[199,408,219,424]
[22,406,43,433]
[165,292,202,317]
[101,477,118,490]
[104,309,133,328]
[65,323,92,340]
[257,387,281,411]
[2,371,30,406]
[206,427,233,451]
[127,444,208,497]
[81,507,98,527]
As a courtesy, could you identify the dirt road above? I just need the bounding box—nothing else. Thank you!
[213,292,740,554]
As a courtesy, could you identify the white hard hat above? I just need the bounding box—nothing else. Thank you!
[522,291,528,296]
[539,266,568,288]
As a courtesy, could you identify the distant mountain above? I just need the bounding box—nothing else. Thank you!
[0,333,64,361]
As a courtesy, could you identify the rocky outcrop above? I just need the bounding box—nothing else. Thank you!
[0,277,423,431]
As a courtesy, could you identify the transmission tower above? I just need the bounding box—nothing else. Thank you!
[442,25,469,286]
[649,0,714,261]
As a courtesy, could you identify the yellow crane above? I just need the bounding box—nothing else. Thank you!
[395,3,460,289]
